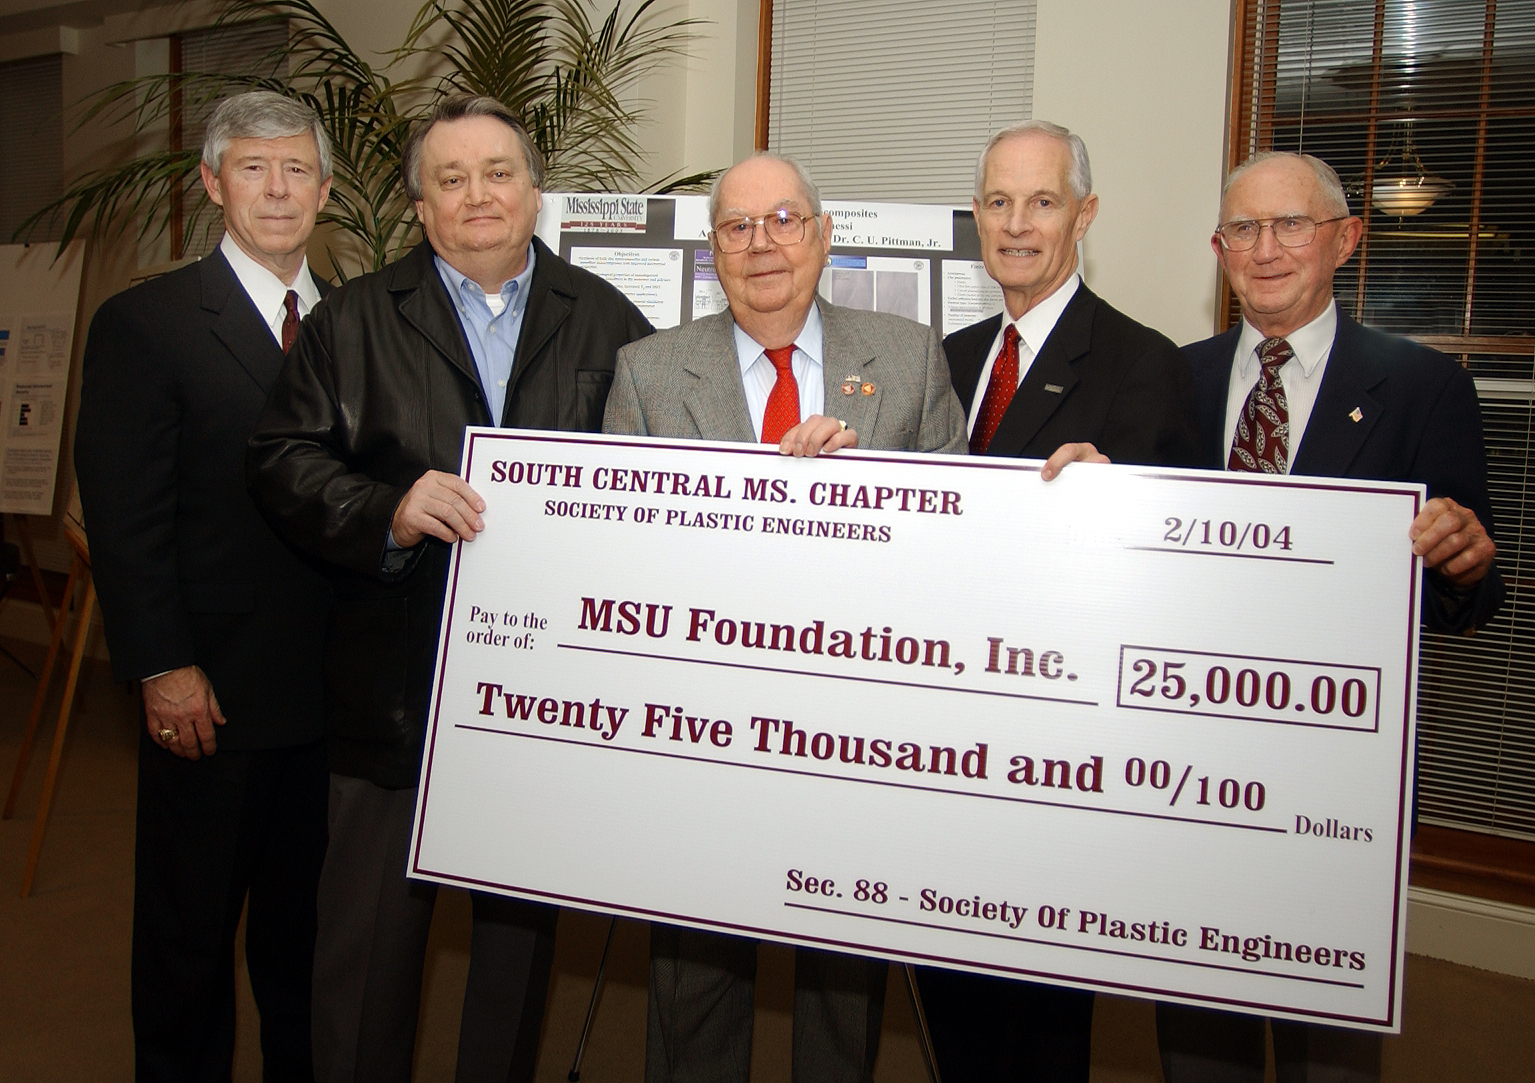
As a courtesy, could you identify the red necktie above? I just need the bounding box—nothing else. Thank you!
[281,290,301,353]
[761,345,800,443]
[1228,336,1293,473]
[970,324,1020,455]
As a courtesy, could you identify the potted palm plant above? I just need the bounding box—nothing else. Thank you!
[22,0,714,279]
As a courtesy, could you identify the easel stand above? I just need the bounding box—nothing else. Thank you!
[563,918,943,1083]
[9,514,58,633]
[3,523,96,897]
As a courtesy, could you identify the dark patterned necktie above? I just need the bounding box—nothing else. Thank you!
[1228,336,1292,473]
[970,324,1020,455]
[281,290,301,353]
[761,345,800,443]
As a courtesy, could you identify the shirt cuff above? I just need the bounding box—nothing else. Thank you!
[382,529,413,574]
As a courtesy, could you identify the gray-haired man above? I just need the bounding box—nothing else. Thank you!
[75,90,334,1081]
[912,119,1201,1083]
[1156,150,1501,1083]
[604,151,966,1083]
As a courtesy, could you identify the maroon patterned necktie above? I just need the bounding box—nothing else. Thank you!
[1228,336,1292,473]
[281,290,301,353]
[760,345,800,443]
[970,324,1020,455]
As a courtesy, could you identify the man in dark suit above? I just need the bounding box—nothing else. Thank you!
[247,94,651,1083]
[74,91,334,1082]
[605,152,965,1083]
[1156,151,1502,1083]
[914,120,1201,1083]
[944,120,1199,474]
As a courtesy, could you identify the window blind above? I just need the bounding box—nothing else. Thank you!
[767,0,1036,203]
[0,54,64,244]
[1231,0,1535,840]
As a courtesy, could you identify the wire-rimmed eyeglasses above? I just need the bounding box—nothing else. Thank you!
[711,209,816,253]
[1214,215,1350,251]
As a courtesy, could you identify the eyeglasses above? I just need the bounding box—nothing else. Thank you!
[1214,215,1350,251]
[711,209,816,253]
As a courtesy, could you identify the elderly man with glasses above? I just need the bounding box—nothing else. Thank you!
[603,152,966,1083]
[1156,151,1503,1083]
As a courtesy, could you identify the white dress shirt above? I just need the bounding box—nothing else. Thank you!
[1221,301,1338,471]
[733,304,826,439]
[219,233,321,346]
[965,273,1080,436]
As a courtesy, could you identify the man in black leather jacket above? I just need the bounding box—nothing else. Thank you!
[248,94,651,1083]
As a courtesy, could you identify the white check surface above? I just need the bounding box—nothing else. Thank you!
[411,430,1423,1032]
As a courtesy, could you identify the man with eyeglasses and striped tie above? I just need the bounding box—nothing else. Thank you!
[1156,151,1503,1083]
[603,151,966,1083]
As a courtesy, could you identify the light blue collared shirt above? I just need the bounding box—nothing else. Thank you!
[732,304,826,440]
[385,246,537,562]
[435,246,537,425]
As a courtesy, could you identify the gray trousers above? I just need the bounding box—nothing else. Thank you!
[647,925,887,1083]
[1156,1003,1382,1083]
[311,776,557,1083]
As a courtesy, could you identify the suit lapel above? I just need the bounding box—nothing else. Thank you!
[681,313,756,442]
[1192,328,1241,468]
[201,249,287,395]
[507,236,570,422]
[985,286,1094,456]
[1291,314,1386,477]
[819,302,881,437]
[390,242,485,406]
[947,314,1002,412]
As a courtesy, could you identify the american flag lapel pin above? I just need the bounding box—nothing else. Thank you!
[1349,407,1364,423]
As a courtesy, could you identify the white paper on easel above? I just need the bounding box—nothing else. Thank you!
[0,243,84,516]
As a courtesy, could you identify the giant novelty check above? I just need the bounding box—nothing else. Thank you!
[410,430,1424,1032]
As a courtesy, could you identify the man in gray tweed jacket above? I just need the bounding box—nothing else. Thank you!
[604,152,966,1083]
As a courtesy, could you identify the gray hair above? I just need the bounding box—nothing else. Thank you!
[708,152,823,225]
[1222,152,1350,218]
[202,91,331,179]
[974,120,1093,201]
[401,94,546,202]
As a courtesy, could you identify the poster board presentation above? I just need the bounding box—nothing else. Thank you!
[534,194,1005,336]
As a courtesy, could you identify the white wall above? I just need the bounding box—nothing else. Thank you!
[1032,0,1232,344]
[623,0,758,188]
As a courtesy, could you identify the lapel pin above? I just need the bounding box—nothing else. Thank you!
[861,382,876,396]
[1044,383,1064,394]
[1349,407,1364,423]
[842,379,858,395]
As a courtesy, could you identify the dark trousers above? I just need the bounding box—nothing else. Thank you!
[311,776,557,1083]
[647,925,888,1083]
[132,732,328,1083]
[913,968,1094,1083]
[1156,1003,1382,1083]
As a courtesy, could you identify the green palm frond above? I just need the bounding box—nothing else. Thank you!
[404,0,549,112]
[19,0,703,276]
[649,168,723,195]
[15,147,205,249]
